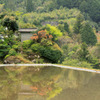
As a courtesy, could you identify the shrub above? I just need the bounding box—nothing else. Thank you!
[4,54,10,59]
[62,58,92,68]
[41,38,53,46]
[0,40,10,59]
[2,15,18,32]
[77,43,92,62]
[19,23,36,28]
[58,24,65,32]
[12,42,22,52]
[52,43,63,52]
[31,43,41,52]
[39,47,62,63]
[35,58,44,64]
[46,24,63,41]
[25,49,33,55]
[93,43,100,59]
[8,49,17,56]
[22,40,33,49]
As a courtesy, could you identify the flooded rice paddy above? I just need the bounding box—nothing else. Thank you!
[0,66,100,100]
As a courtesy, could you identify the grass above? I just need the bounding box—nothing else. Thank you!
[16,55,32,64]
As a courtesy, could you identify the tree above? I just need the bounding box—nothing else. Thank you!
[26,0,33,12]
[78,43,91,61]
[2,15,18,32]
[4,0,15,10]
[80,22,97,46]
[0,40,10,59]
[79,1,88,12]
[79,0,100,23]
[64,22,70,33]
[46,24,63,41]
[73,14,84,34]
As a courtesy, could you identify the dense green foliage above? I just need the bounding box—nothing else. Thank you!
[73,14,84,34]
[2,16,18,32]
[39,47,62,63]
[0,0,100,68]
[45,24,63,41]
[26,0,34,12]
[80,22,97,45]
[22,40,33,49]
[0,13,18,32]
[0,0,100,24]
[0,40,10,58]
[78,43,91,61]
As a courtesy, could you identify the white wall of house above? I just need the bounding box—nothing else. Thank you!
[21,33,33,42]
[19,28,37,42]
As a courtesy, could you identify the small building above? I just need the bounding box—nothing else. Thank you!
[18,28,37,42]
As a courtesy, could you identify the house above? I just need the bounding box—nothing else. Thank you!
[18,28,37,42]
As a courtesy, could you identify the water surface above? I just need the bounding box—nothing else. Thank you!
[0,66,100,100]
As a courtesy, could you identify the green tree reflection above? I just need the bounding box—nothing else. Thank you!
[0,66,96,100]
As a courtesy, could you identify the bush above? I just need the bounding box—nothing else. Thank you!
[19,23,36,28]
[2,15,18,32]
[22,40,33,49]
[39,47,62,63]
[4,54,10,59]
[93,43,100,59]
[52,43,63,52]
[31,43,41,52]
[62,58,92,68]
[46,24,63,41]
[0,40,10,59]
[12,42,22,52]
[30,43,62,63]
[8,49,17,56]
[41,38,53,46]
[77,43,92,62]
[25,49,33,55]
[35,58,44,64]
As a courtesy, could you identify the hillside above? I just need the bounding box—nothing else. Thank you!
[0,0,100,25]
[0,0,100,69]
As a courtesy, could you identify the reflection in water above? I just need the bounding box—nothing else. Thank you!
[0,66,100,100]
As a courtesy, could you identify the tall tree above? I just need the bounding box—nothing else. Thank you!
[2,15,18,32]
[4,0,15,10]
[80,22,97,46]
[73,14,84,34]
[78,43,91,61]
[26,0,33,12]
[64,22,70,33]
[79,0,100,23]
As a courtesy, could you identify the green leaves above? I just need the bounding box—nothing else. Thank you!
[26,0,34,12]
[39,47,62,63]
[46,24,63,41]
[2,15,18,32]
[73,14,84,34]
[80,22,97,46]
[0,40,10,59]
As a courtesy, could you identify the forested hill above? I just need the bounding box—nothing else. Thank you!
[0,0,100,24]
